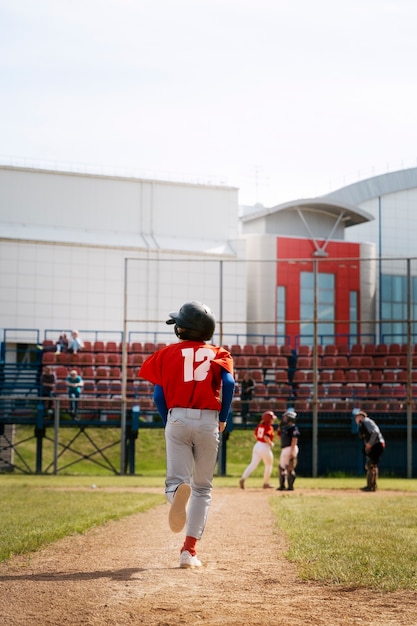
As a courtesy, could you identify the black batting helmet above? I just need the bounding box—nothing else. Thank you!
[166,301,216,341]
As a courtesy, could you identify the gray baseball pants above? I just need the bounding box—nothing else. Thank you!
[165,408,220,540]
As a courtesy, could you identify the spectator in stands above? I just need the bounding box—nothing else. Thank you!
[36,332,69,353]
[353,409,385,492]
[40,366,55,414]
[67,330,84,354]
[287,348,298,392]
[66,369,84,417]
[55,333,69,353]
[240,371,255,424]
[239,410,277,489]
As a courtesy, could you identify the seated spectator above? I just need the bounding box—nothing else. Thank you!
[66,369,84,417]
[37,332,69,353]
[67,330,84,354]
[55,333,69,353]
[40,366,55,414]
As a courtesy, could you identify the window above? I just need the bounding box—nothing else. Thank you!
[350,291,358,343]
[276,286,286,342]
[381,274,417,341]
[300,272,335,343]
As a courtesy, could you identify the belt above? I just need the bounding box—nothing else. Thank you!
[169,408,218,419]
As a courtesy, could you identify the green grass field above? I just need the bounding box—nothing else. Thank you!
[1,426,417,590]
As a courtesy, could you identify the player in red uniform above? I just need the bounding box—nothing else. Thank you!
[239,410,277,489]
[139,301,235,568]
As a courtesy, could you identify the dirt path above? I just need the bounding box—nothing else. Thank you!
[0,487,415,626]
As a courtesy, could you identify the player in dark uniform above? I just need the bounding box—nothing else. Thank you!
[277,408,300,491]
[139,301,235,568]
[353,409,385,492]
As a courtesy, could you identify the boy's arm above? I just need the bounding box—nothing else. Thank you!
[219,370,235,423]
[153,384,168,426]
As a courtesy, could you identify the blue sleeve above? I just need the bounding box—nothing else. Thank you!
[219,370,235,423]
[153,384,168,426]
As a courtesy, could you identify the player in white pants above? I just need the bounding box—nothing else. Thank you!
[239,410,276,489]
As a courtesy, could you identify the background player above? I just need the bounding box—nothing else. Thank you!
[353,409,385,492]
[277,408,299,491]
[239,410,277,489]
[139,301,235,568]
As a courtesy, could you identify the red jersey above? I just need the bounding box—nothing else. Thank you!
[254,422,274,444]
[139,340,234,410]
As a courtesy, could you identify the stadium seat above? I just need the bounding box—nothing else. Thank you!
[250,369,264,382]
[345,369,358,383]
[348,355,362,369]
[95,366,109,380]
[388,343,402,355]
[129,342,143,353]
[107,353,121,366]
[255,344,268,356]
[383,370,396,383]
[242,344,256,355]
[294,399,310,412]
[108,367,121,379]
[109,381,122,397]
[275,356,289,368]
[324,344,337,356]
[322,356,337,368]
[93,341,105,352]
[332,369,346,383]
[234,356,249,369]
[385,355,399,369]
[80,352,94,365]
[83,381,96,395]
[42,352,55,364]
[82,366,96,380]
[293,370,307,384]
[358,369,371,384]
[55,366,68,380]
[254,383,267,397]
[335,356,349,369]
[297,345,311,357]
[370,370,383,384]
[247,356,262,368]
[296,356,312,370]
[266,345,280,357]
[360,356,373,368]
[319,371,331,384]
[351,344,364,356]
[373,356,386,369]
[337,344,350,357]
[275,370,289,383]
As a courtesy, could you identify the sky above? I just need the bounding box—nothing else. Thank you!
[1,0,417,207]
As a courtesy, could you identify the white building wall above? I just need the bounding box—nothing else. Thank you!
[244,235,277,342]
[0,167,246,344]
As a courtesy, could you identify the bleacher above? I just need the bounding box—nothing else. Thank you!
[36,340,164,420]
[229,342,417,417]
[35,339,417,420]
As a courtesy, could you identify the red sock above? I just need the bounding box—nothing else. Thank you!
[181,536,197,556]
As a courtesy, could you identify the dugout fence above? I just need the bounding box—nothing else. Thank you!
[1,255,417,476]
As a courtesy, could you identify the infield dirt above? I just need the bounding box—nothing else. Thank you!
[0,487,415,625]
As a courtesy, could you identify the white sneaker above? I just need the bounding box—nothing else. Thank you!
[168,483,191,533]
[179,550,202,568]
